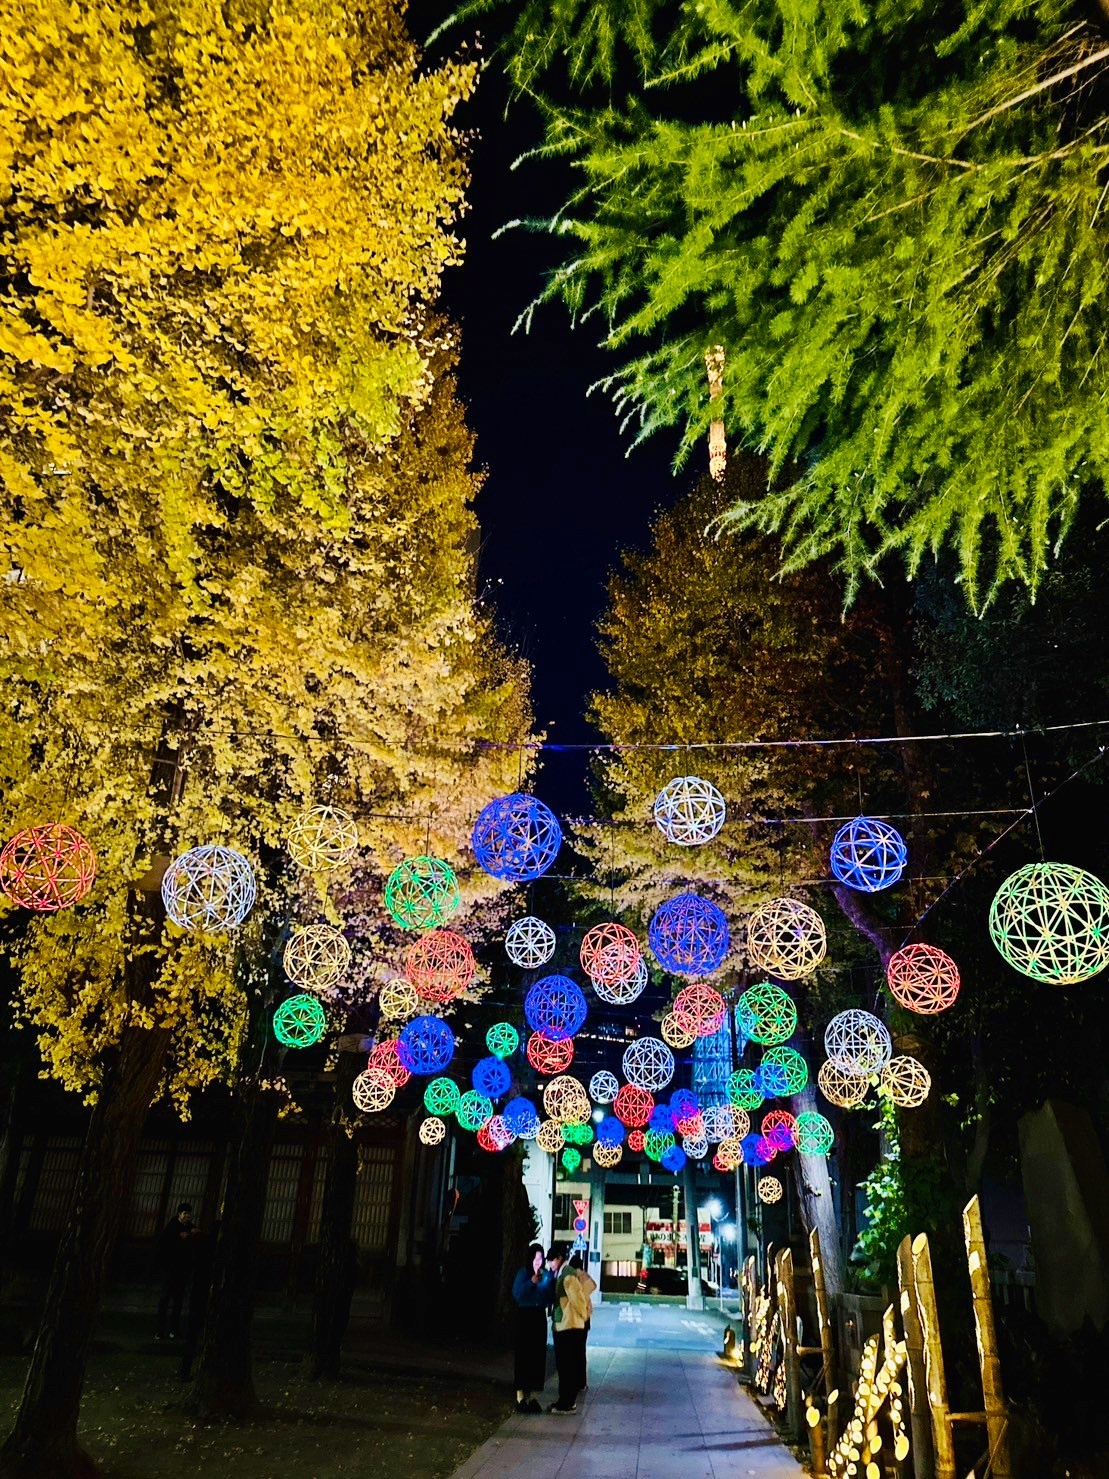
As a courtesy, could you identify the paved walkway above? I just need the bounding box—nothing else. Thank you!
[452,1301,803,1479]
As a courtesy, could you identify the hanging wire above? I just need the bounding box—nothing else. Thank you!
[1019,729,1046,860]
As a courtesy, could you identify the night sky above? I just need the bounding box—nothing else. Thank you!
[416,6,684,815]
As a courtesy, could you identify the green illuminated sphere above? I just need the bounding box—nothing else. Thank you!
[794,1111,835,1155]
[563,1121,594,1146]
[457,1090,493,1131]
[762,1046,808,1094]
[737,982,797,1045]
[486,1021,520,1060]
[385,855,461,931]
[423,1076,461,1117]
[273,993,326,1048]
[643,1129,676,1162]
[728,1068,764,1111]
[561,1147,582,1173]
[988,861,1109,984]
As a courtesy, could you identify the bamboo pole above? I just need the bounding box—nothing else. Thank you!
[911,1232,956,1479]
[777,1247,803,1441]
[705,345,726,481]
[963,1196,1013,1479]
[743,1253,757,1379]
[897,1234,934,1479]
[810,1226,838,1450]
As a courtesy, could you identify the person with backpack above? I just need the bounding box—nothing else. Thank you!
[545,1243,596,1414]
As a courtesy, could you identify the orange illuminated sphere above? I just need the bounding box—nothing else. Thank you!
[673,983,726,1037]
[614,1083,654,1128]
[526,1032,574,1075]
[367,1039,411,1089]
[886,943,960,1014]
[628,1129,646,1153]
[0,824,96,911]
[581,921,642,985]
[405,929,476,1003]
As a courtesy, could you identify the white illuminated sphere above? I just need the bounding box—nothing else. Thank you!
[282,924,351,993]
[419,1116,446,1146]
[352,1067,396,1114]
[592,955,648,1005]
[162,845,256,932]
[379,978,419,1021]
[589,1070,620,1104]
[682,1132,709,1161]
[622,1036,675,1092]
[505,915,557,969]
[824,1010,892,1076]
[653,775,727,846]
[288,804,359,871]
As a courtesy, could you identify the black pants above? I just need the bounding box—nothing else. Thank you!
[158,1276,187,1338]
[553,1328,586,1408]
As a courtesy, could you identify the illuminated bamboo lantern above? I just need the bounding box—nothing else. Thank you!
[622,1036,675,1092]
[627,1129,646,1152]
[580,921,642,985]
[746,897,826,980]
[405,929,476,1003]
[758,1175,784,1205]
[614,1084,654,1128]
[761,1045,809,1094]
[457,1090,493,1131]
[886,943,960,1014]
[272,994,326,1048]
[419,1116,446,1146]
[830,815,908,893]
[727,1068,763,1111]
[673,983,726,1037]
[662,1012,696,1049]
[423,1076,460,1117]
[288,804,358,870]
[536,1119,566,1154]
[526,1031,574,1075]
[794,1110,835,1155]
[162,844,256,931]
[384,855,460,930]
[505,914,556,969]
[524,975,588,1041]
[824,1010,892,1076]
[472,793,562,881]
[543,1075,591,1124]
[653,774,727,846]
[737,982,797,1045]
[485,1021,520,1059]
[367,1038,411,1088]
[282,924,351,994]
[589,1070,619,1104]
[379,978,419,1022]
[0,823,96,911]
[352,1067,396,1113]
[817,1058,869,1109]
[989,861,1109,984]
[881,1055,932,1108]
[592,955,648,1005]
[593,1140,623,1169]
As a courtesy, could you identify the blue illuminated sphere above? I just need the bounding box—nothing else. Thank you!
[472,1055,512,1100]
[397,1015,455,1075]
[649,1104,676,1134]
[742,1132,771,1166]
[660,1145,687,1175]
[670,1089,700,1123]
[504,1097,541,1138]
[524,974,588,1042]
[648,893,730,976]
[596,1115,625,1147]
[755,1061,789,1098]
[472,793,562,882]
[830,815,908,893]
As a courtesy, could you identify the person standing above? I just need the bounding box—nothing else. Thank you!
[546,1242,596,1414]
[156,1201,198,1341]
[511,1243,552,1413]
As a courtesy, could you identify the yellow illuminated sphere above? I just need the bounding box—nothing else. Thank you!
[592,1141,623,1169]
[662,1011,696,1049]
[747,897,827,980]
[379,978,418,1021]
[818,1059,869,1109]
[758,1175,783,1204]
[880,1055,931,1108]
[282,924,351,994]
[543,1075,591,1124]
[536,1119,566,1154]
[419,1116,446,1146]
[288,804,359,871]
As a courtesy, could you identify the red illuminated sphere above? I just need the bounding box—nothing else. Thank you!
[580,921,642,985]
[628,1129,646,1153]
[762,1109,797,1151]
[614,1083,655,1128]
[673,983,726,1037]
[405,929,476,1004]
[712,1150,731,1173]
[886,943,960,1014]
[0,824,96,911]
[367,1039,411,1089]
[526,1032,574,1075]
[476,1122,501,1152]
[676,1111,705,1138]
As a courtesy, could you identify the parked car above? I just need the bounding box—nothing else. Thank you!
[635,1266,712,1296]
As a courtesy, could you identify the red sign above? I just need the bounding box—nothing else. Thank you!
[573,1198,589,1216]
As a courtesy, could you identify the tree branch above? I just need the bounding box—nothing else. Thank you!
[831,882,897,970]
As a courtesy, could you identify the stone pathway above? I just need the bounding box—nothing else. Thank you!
[451,1303,803,1479]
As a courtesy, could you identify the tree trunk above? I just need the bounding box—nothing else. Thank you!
[0,1058,26,1288]
[0,1023,171,1479]
[306,1065,360,1381]
[191,1079,279,1418]
[791,1028,845,1296]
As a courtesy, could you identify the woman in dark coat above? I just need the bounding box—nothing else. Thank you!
[511,1243,553,1412]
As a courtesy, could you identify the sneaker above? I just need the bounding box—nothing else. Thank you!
[547,1402,577,1414]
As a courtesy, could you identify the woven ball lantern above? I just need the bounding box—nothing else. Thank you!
[0,824,96,911]
[379,978,419,1022]
[561,1147,582,1173]
[472,1055,512,1101]
[589,1070,619,1104]
[367,1038,411,1088]
[485,1021,520,1060]
[505,915,557,969]
[649,1103,676,1135]
[727,1068,763,1111]
[756,1061,788,1098]
[487,1114,515,1150]
[419,1116,446,1146]
[661,1012,696,1049]
[989,862,1109,984]
[817,1059,869,1109]
[288,804,358,871]
[648,892,730,976]
[423,1076,460,1117]
[744,1132,773,1165]
[794,1110,835,1155]
[824,1010,892,1076]
[385,855,460,930]
[595,1114,625,1147]
[162,844,256,932]
[504,1097,541,1138]
[746,897,826,980]
[718,1135,743,1166]
[670,1088,700,1123]
[457,1090,493,1132]
[660,1144,687,1175]
[592,955,648,1005]
[524,975,587,1042]
[536,1119,566,1154]
[580,921,642,986]
[476,1123,500,1153]
[713,1147,737,1173]
[563,1120,594,1147]
[644,1129,676,1162]
[681,1130,709,1161]
[886,943,961,1014]
[404,929,476,1004]
[762,1045,809,1095]
[472,793,562,881]
[653,774,727,846]
[762,1109,798,1151]
[526,1031,574,1075]
[282,924,351,994]
[881,1055,932,1108]
[273,994,326,1049]
[627,1129,646,1153]
[673,983,726,1038]
[593,1141,623,1168]
[758,1175,783,1205]
[622,1036,675,1092]
[830,816,908,893]
[614,1084,654,1128]
[543,1075,591,1125]
[397,1015,456,1076]
[352,1067,396,1113]
[737,982,797,1045]
[702,1104,729,1141]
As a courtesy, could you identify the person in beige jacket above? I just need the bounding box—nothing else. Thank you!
[545,1243,596,1413]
